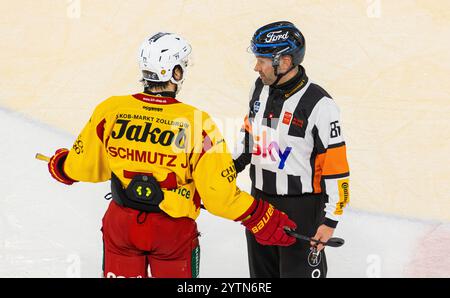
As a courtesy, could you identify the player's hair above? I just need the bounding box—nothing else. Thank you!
[141,65,183,93]
[141,78,171,92]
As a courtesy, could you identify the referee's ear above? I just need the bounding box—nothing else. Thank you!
[279,55,294,73]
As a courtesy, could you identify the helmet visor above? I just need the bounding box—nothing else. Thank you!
[249,40,291,57]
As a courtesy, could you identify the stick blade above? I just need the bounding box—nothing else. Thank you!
[284,227,345,248]
[325,237,345,247]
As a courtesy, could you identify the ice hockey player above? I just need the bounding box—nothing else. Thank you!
[46,32,297,278]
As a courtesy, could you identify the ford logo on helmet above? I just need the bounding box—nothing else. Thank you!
[264,30,289,43]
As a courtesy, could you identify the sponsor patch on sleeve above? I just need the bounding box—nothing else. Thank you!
[335,178,350,215]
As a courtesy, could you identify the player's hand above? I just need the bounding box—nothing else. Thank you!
[48,148,77,185]
[242,199,297,246]
[311,224,335,252]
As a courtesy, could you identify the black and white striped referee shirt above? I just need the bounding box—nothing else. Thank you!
[233,66,350,227]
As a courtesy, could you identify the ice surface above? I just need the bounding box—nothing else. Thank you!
[0,108,447,277]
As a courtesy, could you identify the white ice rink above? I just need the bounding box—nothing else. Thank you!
[0,108,448,278]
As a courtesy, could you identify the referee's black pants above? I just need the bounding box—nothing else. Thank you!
[246,187,328,278]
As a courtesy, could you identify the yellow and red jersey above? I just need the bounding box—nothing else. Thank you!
[63,92,254,221]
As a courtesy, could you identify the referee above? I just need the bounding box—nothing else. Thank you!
[234,21,350,278]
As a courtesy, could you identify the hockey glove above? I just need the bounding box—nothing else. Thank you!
[48,148,77,185]
[242,199,297,246]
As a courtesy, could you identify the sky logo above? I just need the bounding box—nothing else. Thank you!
[252,131,292,169]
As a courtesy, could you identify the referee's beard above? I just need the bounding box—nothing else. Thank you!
[259,72,276,85]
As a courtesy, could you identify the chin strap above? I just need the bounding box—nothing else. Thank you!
[271,54,297,86]
[272,65,297,87]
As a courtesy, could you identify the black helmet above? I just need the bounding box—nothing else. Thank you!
[250,21,306,67]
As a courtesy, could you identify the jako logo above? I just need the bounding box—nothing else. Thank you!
[252,131,292,170]
[111,119,186,148]
[265,31,289,43]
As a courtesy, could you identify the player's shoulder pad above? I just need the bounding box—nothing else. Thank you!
[173,99,204,114]
[91,96,123,115]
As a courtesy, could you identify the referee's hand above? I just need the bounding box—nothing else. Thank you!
[311,225,335,252]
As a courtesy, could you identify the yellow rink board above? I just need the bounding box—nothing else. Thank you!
[1,0,449,221]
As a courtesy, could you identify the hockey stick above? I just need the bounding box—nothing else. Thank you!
[35,153,50,162]
[284,227,345,248]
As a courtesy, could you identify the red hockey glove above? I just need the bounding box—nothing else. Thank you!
[48,149,77,185]
[242,199,297,246]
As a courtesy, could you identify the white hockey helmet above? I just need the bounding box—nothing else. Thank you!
[138,32,192,88]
